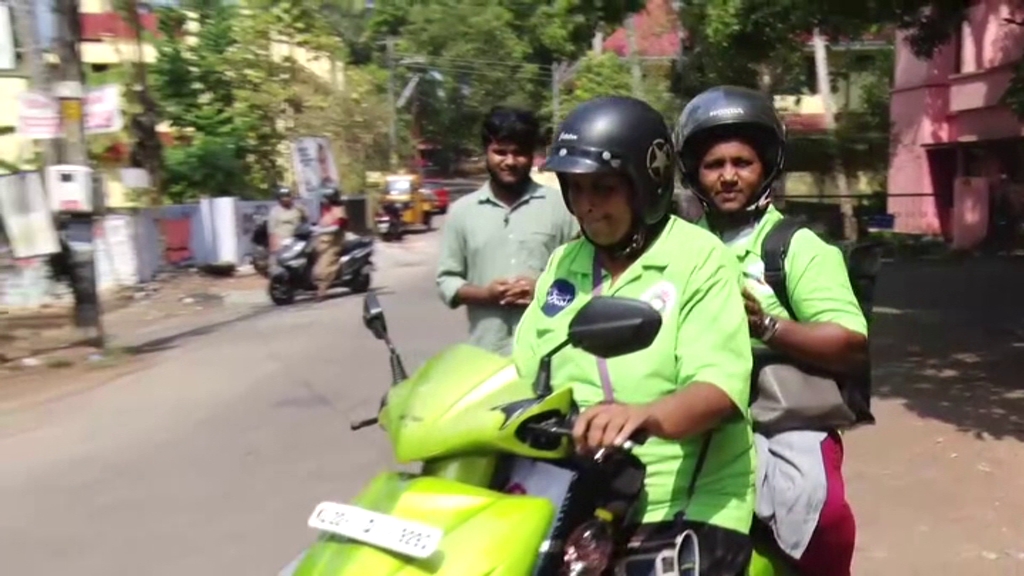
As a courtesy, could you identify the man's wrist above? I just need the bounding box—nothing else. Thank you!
[757,315,780,342]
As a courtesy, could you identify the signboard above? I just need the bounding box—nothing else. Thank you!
[16,84,125,139]
[291,136,340,199]
[0,5,15,71]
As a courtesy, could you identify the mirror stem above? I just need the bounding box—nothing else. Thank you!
[533,340,570,397]
[386,338,408,384]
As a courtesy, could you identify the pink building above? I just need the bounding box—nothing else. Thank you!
[889,0,1024,239]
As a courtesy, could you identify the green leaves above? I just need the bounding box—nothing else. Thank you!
[150,0,351,200]
[561,53,633,112]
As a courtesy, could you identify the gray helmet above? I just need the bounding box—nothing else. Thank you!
[543,96,675,226]
[673,86,786,211]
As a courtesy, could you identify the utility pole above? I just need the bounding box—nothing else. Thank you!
[550,62,562,128]
[385,36,397,170]
[812,27,857,241]
[54,0,86,165]
[54,0,104,346]
[10,0,57,166]
[625,14,642,98]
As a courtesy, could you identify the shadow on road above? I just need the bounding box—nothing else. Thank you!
[125,305,278,356]
[871,255,1024,441]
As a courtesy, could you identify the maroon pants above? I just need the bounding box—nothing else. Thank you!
[795,432,856,576]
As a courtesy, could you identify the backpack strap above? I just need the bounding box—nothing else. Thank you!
[760,217,806,321]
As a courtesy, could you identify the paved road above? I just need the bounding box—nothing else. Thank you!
[3,226,1024,575]
[0,230,464,575]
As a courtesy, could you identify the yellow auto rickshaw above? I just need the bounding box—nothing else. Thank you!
[380,173,435,231]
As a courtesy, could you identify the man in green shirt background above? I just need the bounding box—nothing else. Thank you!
[436,106,578,356]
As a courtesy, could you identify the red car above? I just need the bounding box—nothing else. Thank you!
[423,180,450,214]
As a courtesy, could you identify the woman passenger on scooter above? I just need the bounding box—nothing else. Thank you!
[513,96,757,575]
[674,86,865,576]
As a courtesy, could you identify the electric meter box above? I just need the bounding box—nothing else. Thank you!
[46,165,95,214]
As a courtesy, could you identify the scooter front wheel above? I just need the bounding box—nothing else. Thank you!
[269,276,296,305]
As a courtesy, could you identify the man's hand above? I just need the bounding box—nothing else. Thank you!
[572,402,653,455]
[500,276,536,306]
[741,287,767,336]
[484,278,514,304]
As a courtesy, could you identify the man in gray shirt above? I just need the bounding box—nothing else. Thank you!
[437,107,578,355]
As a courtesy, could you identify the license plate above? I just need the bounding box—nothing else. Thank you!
[308,502,443,559]
[376,221,389,231]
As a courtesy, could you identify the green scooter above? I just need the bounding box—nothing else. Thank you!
[280,292,793,576]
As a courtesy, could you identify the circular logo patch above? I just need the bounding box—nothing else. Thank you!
[542,279,577,317]
[639,280,677,315]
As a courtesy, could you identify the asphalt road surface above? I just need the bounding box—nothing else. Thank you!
[0,229,466,575]
[2,222,1024,575]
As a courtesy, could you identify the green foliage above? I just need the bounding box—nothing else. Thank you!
[373,0,645,157]
[1004,56,1024,120]
[150,0,346,202]
[561,53,633,112]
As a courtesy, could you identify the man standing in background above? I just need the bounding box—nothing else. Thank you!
[436,106,578,355]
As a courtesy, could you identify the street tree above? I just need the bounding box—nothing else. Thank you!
[367,0,646,158]
[149,0,343,201]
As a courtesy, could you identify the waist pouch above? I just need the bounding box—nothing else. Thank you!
[750,351,856,436]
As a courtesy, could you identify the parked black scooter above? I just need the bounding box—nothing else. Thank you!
[268,223,374,306]
[374,202,404,242]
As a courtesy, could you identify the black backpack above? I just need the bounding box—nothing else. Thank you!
[761,217,879,426]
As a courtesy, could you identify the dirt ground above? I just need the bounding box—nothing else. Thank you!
[848,255,1024,575]
[0,270,266,366]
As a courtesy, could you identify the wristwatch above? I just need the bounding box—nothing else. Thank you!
[758,315,780,342]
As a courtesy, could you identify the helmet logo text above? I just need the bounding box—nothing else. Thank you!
[709,107,744,117]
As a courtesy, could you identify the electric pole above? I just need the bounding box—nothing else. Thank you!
[626,14,642,98]
[54,0,104,346]
[10,0,57,166]
[54,0,86,165]
[385,36,397,170]
[551,62,562,128]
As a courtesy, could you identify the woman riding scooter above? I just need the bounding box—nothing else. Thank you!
[313,188,348,302]
[674,85,866,576]
[513,96,757,575]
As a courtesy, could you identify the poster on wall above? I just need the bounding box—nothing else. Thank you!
[0,171,61,258]
[291,136,340,199]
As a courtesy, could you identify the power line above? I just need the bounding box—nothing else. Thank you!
[401,62,552,83]
[394,52,554,71]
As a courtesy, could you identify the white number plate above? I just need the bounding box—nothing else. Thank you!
[376,221,389,232]
[308,502,443,559]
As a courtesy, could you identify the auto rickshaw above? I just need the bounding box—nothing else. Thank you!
[379,173,435,232]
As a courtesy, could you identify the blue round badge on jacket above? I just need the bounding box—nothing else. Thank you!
[542,279,576,317]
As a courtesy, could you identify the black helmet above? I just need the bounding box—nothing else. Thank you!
[544,96,674,230]
[274,185,292,199]
[673,86,786,211]
[322,187,343,205]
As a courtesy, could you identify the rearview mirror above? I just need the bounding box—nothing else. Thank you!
[568,296,662,358]
[362,292,388,340]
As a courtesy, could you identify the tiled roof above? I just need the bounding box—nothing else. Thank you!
[603,0,682,58]
[81,12,160,41]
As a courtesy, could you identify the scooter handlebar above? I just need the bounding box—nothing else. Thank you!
[525,419,647,452]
